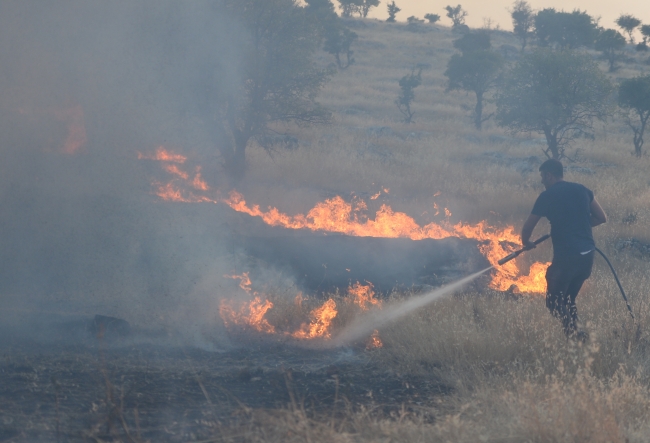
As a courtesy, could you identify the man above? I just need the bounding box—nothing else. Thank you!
[521,159,607,341]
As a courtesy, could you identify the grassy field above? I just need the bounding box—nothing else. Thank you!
[225,18,650,442]
[4,17,650,443]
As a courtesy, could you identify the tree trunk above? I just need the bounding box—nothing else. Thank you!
[543,128,560,159]
[474,91,483,130]
[221,128,249,182]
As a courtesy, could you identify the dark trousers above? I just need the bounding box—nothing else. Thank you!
[545,251,594,336]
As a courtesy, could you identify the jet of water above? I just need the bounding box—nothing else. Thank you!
[324,266,493,348]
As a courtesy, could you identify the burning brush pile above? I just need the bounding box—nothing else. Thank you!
[140,147,550,344]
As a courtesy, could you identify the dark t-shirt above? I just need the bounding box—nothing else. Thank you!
[531,181,595,258]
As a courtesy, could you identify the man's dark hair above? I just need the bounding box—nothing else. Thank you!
[539,159,563,177]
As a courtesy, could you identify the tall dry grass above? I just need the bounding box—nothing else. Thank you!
[216,17,650,442]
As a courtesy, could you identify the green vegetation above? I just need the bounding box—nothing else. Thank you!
[445,33,503,130]
[595,29,627,72]
[444,4,468,29]
[619,76,650,157]
[510,0,534,51]
[534,8,597,49]
[396,68,422,123]
[385,1,400,22]
[424,13,440,24]
[616,14,642,44]
[496,49,613,159]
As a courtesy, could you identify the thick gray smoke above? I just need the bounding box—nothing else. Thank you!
[0,1,246,338]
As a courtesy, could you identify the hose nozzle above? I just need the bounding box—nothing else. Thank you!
[497,234,550,266]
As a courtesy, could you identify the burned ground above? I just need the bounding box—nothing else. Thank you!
[0,331,449,442]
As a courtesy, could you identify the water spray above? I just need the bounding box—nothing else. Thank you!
[327,233,633,348]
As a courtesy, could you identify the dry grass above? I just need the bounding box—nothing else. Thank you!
[204,16,650,442]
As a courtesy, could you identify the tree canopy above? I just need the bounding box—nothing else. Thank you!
[619,75,650,157]
[445,49,503,130]
[595,29,626,72]
[510,0,534,52]
[444,5,468,28]
[386,1,400,22]
[616,14,641,44]
[534,9,597,49]
[496,49,613,159]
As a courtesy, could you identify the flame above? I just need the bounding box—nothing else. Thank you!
[366,329,383,349]
[164,164,189,180]
[192,167,209,191]
[139,148,549,294]
[292,299,338,339]
[226,272,253,292]
[138,146,186,163]
[348,282,381,310]
[219,296,275,334]
[223,193,548,293]
[57,105,87,154]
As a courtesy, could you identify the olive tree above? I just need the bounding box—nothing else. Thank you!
[595,29,626,72]
[221,0,332,178]
[386,1,400,22]
[534,9,597,49]
[444,5,468,28]
[396,68,422,123]
[616,14,641,44]
[445,36,503,130]
[618,76,650,157]
[510,0,534,52]
[496,49,613,159]
[323,25,358,69]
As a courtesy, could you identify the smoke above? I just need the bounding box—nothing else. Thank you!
[0,1,248,339]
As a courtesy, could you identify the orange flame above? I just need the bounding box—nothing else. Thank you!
[219,296,275,334]
[348,282,382,310]
[138,146,186,163]
[366,329,383,349]
[58,105,87,154]
[140,148,549,293]
[222,192,548,293]
[292,299,338,339]
[226,272,253,292]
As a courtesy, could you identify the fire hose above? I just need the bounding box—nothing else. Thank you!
[498,234,634,320]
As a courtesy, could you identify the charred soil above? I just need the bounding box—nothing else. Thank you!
[0,334,450,442]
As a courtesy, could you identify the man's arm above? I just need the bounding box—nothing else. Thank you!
[521,214,541,247]
[590,198,607,227]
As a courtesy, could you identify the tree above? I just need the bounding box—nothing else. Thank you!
[639,24,650,50]
[221,0,332,179]
[595,29,626,72]
[453,31,491,53]
[396,68,422,123]
[359,0,380,18]
[338,0,362,18]
[386,1,400,22]
[424,13,440,24]
[445,49,503,130]
[445,5,468,28]
[534,9,597,49]
[496,49,613,159]
[510,0,534,52]
[616,14,641,44]
[323,24,358,68]
[618,76,650,157]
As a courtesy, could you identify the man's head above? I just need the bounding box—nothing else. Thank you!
[539,159,563,189]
